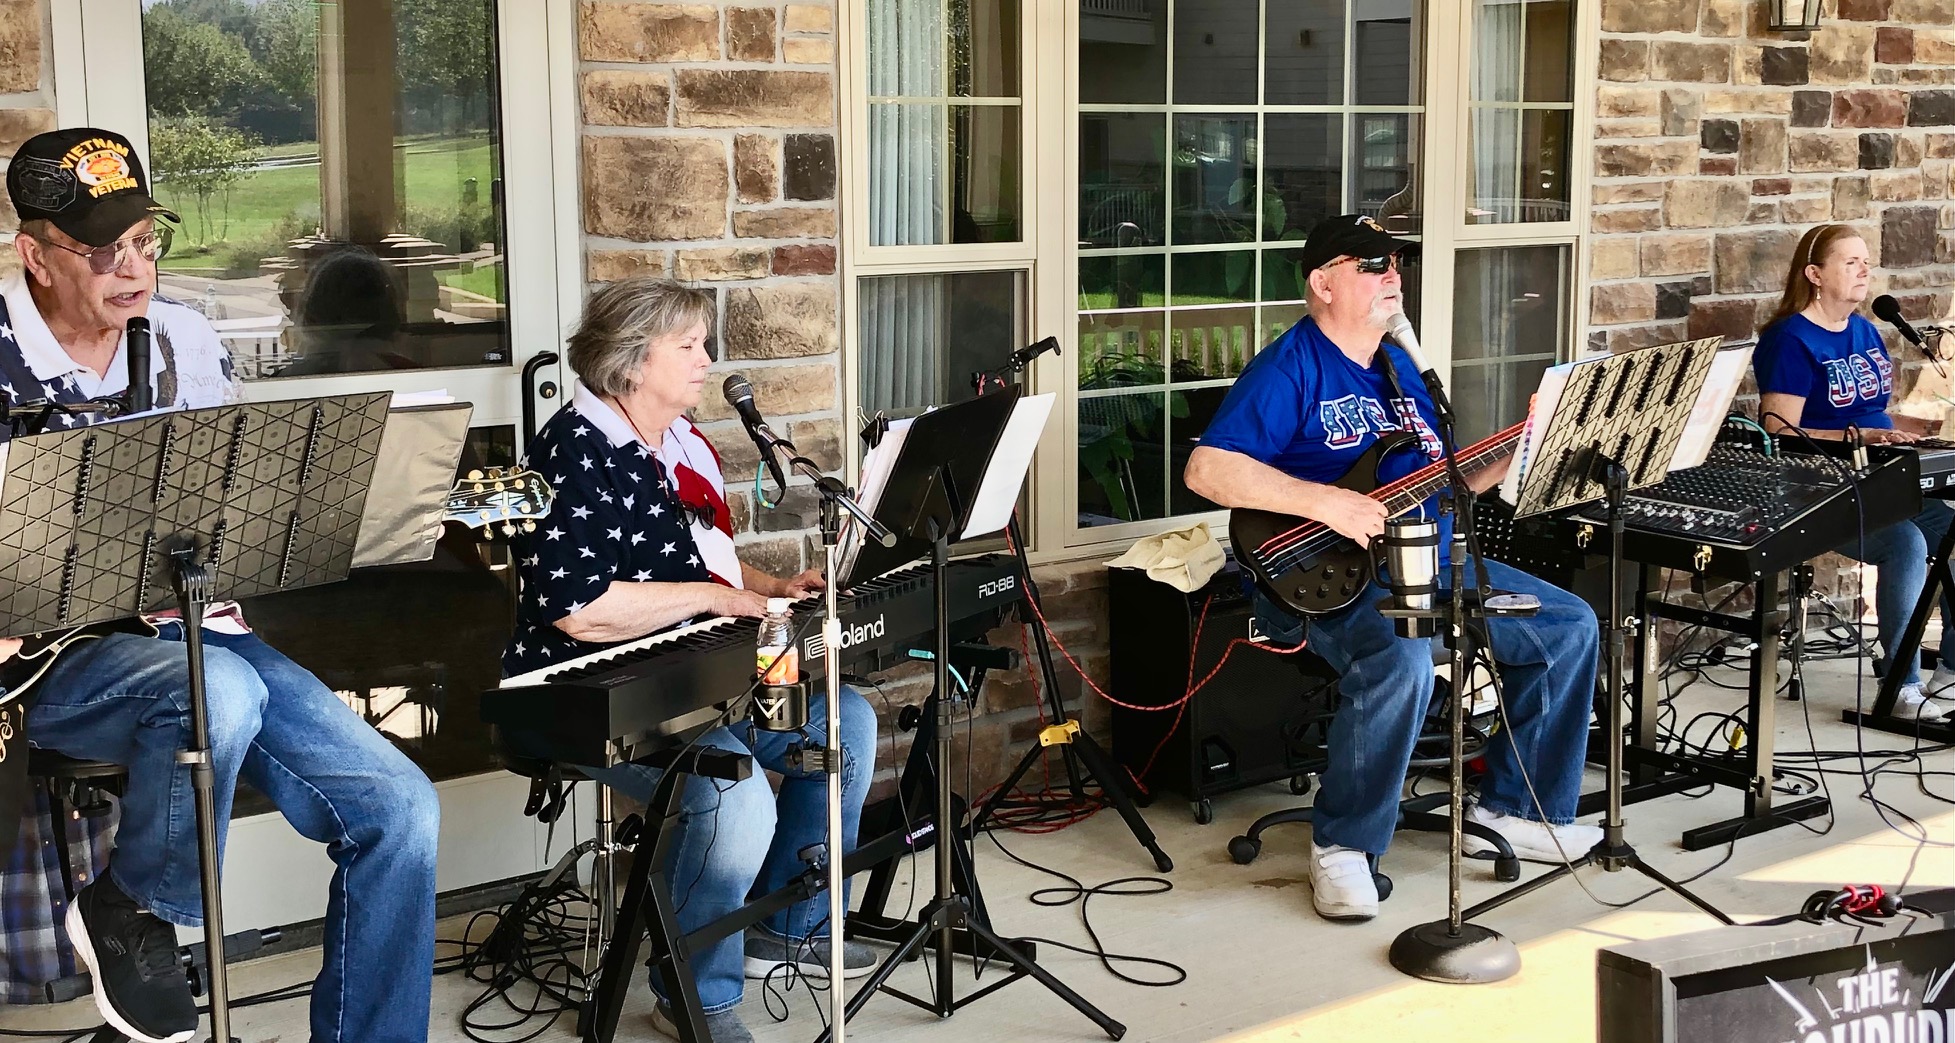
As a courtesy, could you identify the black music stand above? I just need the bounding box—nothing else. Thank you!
[825,389,1123,1042]
[0,393,393,1043]
[1464,341,1735,934]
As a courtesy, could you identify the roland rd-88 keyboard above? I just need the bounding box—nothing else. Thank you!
[1908,437,1955,495]
[1567,440,1922,581]
[482,555,1024,766]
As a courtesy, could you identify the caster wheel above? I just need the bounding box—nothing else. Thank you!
[1495,856,1521,883]
[1289,774,1312,796]
[1227,835,1260,865]
[1374,872,1394,902]
[1192,799,1214,825]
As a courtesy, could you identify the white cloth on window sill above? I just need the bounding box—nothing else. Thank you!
[1107,522,1226,593]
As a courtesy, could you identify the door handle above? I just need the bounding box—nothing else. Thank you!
[522,352,560,443]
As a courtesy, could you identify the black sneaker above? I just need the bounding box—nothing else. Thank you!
[64,876,198,1043]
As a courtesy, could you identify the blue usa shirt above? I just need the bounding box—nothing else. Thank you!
[1201,315,1443,491]
[1753,312,1894,432]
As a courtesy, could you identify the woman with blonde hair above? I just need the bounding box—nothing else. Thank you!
[1753,224,1954,718]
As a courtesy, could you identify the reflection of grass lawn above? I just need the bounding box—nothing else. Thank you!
[437,263,505,301]
[159,135,495,273]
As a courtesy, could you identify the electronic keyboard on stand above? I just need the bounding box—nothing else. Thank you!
[482,554,1025,766]
[1847,438,1955,744]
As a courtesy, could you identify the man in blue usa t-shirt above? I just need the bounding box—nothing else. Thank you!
[1185,214,1602,923]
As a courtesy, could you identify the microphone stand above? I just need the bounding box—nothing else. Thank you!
[1381,353,1526,984]
[758,429,892,1040]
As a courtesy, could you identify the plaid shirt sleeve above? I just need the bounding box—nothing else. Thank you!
[1,780,118,1004]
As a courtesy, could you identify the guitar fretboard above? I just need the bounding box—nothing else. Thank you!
[1371,422,1525,520]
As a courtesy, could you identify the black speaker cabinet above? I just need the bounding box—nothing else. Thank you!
[1108,562,1335,823]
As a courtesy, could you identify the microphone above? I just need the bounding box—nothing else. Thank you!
[1871,295,1923,347]
[125,317,153,413]
[722,373,786,493]
[1384,311,1436,379]
[1007,336,1061,371]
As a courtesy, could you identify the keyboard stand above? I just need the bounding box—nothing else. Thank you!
[1842,507,1955,744]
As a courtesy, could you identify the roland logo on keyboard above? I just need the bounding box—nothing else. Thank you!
[803,614,887,661]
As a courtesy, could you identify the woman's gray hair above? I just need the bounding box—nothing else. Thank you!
[566,277,716,396]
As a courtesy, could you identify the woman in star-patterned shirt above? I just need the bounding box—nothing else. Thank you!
[503,278,878,1034]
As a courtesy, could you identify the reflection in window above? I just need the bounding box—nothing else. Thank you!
[1076,0,1426,529]
[1466,0,1574,223]
[859,271,1026,421]
[142,0,510,380]
[1452,246,1569,442]
[867,0,1023,245]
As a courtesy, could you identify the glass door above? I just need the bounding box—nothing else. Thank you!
[72,0,579,925]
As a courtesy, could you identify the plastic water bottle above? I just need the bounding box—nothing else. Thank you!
[756,597,799,685]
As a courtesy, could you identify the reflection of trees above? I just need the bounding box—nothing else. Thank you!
[149,115,261,244]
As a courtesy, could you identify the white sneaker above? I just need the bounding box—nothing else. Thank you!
[1307,844,1379,922]
[1925,663,1955,696]
[1462,804,1602,864]
[1896,682,1953,720]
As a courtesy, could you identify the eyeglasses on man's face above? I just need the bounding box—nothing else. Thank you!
[29,226,173,276]
[1323,255,1401,276]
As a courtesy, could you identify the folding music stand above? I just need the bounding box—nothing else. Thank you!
[823,388,1123,1042]
[0,392,393,1043]
[1465,340,1735,934]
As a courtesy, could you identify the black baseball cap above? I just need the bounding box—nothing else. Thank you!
[7,128,178,248]
[1296,214,1420,274]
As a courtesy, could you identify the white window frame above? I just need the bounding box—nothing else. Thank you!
[45,0,582,443]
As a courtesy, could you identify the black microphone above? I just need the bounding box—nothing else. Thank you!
[126,317,153,413]
[722,373,786,493]
[1871,294,1923,347]
[1007,336,1061,370]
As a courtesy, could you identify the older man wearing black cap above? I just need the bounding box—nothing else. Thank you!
[1184,214,1602,924]
[2,128,439,1043]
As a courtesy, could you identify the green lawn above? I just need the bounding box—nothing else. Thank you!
[159,135,497,274]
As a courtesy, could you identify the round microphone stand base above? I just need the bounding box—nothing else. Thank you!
[1388,920,1521,985]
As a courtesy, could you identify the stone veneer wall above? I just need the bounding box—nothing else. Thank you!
[1588,0,1955,357]
[575,1,1112,798]
[1588,0,1955,607]
[0,0,53,279]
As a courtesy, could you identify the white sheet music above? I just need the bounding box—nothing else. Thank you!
[961,393,1053,539]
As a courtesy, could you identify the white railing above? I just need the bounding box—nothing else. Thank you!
[1081,0,1150,18]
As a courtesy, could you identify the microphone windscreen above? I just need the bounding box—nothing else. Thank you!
[722,373,753,405]
[1871,294,1904,323]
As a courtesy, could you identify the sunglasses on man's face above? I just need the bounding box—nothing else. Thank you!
[30,226,173,276]
[1324,255,1400,276]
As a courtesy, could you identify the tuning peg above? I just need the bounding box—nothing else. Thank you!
[493,481,507,491]
[467,469,484,481]
[486,466,503,478]
[517,502,533,513]
[501,522,516,537]
[521,519,536,532]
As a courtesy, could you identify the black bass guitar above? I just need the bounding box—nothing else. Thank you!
[0,467,555,708]
[1231,422,1524,616]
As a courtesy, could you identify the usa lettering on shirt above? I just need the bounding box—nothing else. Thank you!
[1823,351,1893,407]
[1318,393,1442,459]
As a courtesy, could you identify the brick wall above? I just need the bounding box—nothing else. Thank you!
[577,0,842,579]
[574,1,1112,798]
[0,0,52,279]
[1589,0,1955,361]
[1588,0,1955,608]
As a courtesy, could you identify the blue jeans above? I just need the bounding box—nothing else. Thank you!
[1836,499,1955,686]
[26,629,440,1043]
[582,685,876,1015]
[1254,559,1600,856]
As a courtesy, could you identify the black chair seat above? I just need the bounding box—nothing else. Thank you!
[26,748,126,782]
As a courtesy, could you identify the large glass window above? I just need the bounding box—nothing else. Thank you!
[1452,245,1570,443]
[141,0,510,381]
[867,0,1023,245]
[858,270,1028,420]
[1465,0,1574,224]
[1077,0,1426,529]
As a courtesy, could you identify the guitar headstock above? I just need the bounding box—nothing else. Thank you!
[446,468,556,537]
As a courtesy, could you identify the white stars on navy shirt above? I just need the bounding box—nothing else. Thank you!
[502,403,716,677]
